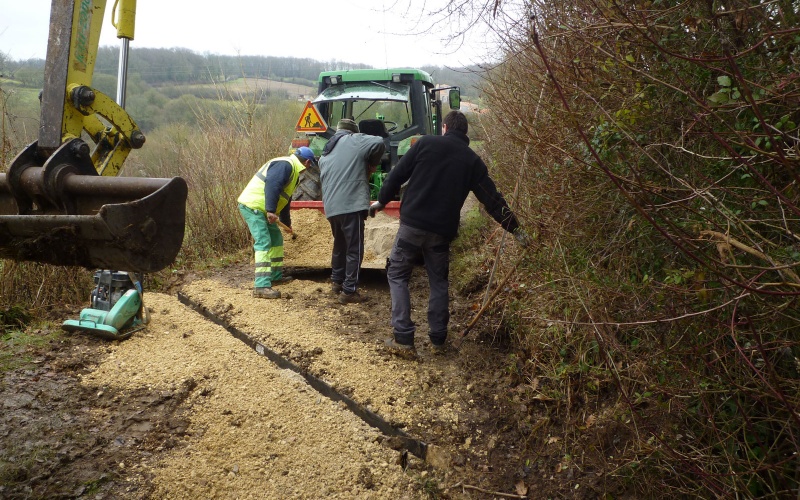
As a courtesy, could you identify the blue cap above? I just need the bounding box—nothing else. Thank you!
[294,146,317,166]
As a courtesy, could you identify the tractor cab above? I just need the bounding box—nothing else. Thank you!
[291,69,460,202]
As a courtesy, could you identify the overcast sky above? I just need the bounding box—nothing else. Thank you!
[1,0,495,68]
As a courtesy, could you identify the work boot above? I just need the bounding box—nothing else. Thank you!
[430,342,452,356]
[272,275,294,286]
[338,291,367,304]
[384,338,417,359]
[331,283,343,294]
[253,287,281,299]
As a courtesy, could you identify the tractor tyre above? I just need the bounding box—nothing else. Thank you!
[292,164,322,201]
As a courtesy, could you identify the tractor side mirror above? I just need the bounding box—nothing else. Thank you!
[448,88,461,110]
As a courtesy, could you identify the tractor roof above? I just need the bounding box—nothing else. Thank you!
[313,82,410,103]
[317,69,434,86]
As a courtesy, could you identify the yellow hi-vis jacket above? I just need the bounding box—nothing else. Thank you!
[237,155,306,214]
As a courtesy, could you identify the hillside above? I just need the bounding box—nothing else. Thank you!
[1,47,484,97]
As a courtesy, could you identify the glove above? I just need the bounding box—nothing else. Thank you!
[514,229,532,248]
[368,201,384,218]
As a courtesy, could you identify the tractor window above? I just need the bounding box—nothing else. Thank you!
[313,81,414,136]
[424,88,433,134]
[319,100,412,136]
[351,100,411,135]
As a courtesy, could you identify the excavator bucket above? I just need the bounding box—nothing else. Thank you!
[0,141,187,273]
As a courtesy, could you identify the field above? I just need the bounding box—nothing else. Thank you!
[220,77,316,98]
[160,77,316,102]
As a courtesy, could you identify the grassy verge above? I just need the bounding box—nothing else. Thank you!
[0,305,60,373]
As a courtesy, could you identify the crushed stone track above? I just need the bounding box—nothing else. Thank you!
[177,291,428,460]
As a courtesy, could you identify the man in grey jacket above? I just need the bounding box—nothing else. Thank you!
[320,118,386,304]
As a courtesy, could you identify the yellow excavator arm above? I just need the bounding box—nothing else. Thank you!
[43,0,140,176]
[0,0,187,273]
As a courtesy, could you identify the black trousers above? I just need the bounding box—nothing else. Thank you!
[387,222,451,346]
[328,211,366,293]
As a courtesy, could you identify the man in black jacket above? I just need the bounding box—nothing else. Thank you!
[370,110,529,357]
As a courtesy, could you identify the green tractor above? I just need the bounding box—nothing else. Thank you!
[290,69,461,203]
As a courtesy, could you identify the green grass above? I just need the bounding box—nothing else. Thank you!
[1,85,41,112]
[1,302,51,375]
[0,436,60,486]
[0,77,24,86]
[0,326,61,373]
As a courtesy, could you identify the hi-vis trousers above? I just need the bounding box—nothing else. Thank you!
[238,204,285,288]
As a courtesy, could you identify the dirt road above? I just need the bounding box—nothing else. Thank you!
[1,258,535,499]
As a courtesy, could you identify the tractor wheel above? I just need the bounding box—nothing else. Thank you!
[292,164,321,201]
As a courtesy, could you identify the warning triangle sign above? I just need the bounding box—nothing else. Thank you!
[295,101,328,132]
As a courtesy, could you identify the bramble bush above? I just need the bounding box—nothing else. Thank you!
[459,0,800,496]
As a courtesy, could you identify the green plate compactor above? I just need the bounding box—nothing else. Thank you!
[63,271,148,340]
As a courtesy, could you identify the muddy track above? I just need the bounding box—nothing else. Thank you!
[1,263,532,499]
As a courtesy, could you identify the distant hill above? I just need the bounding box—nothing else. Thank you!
[1,47,484,98]
[0,47,486,136]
